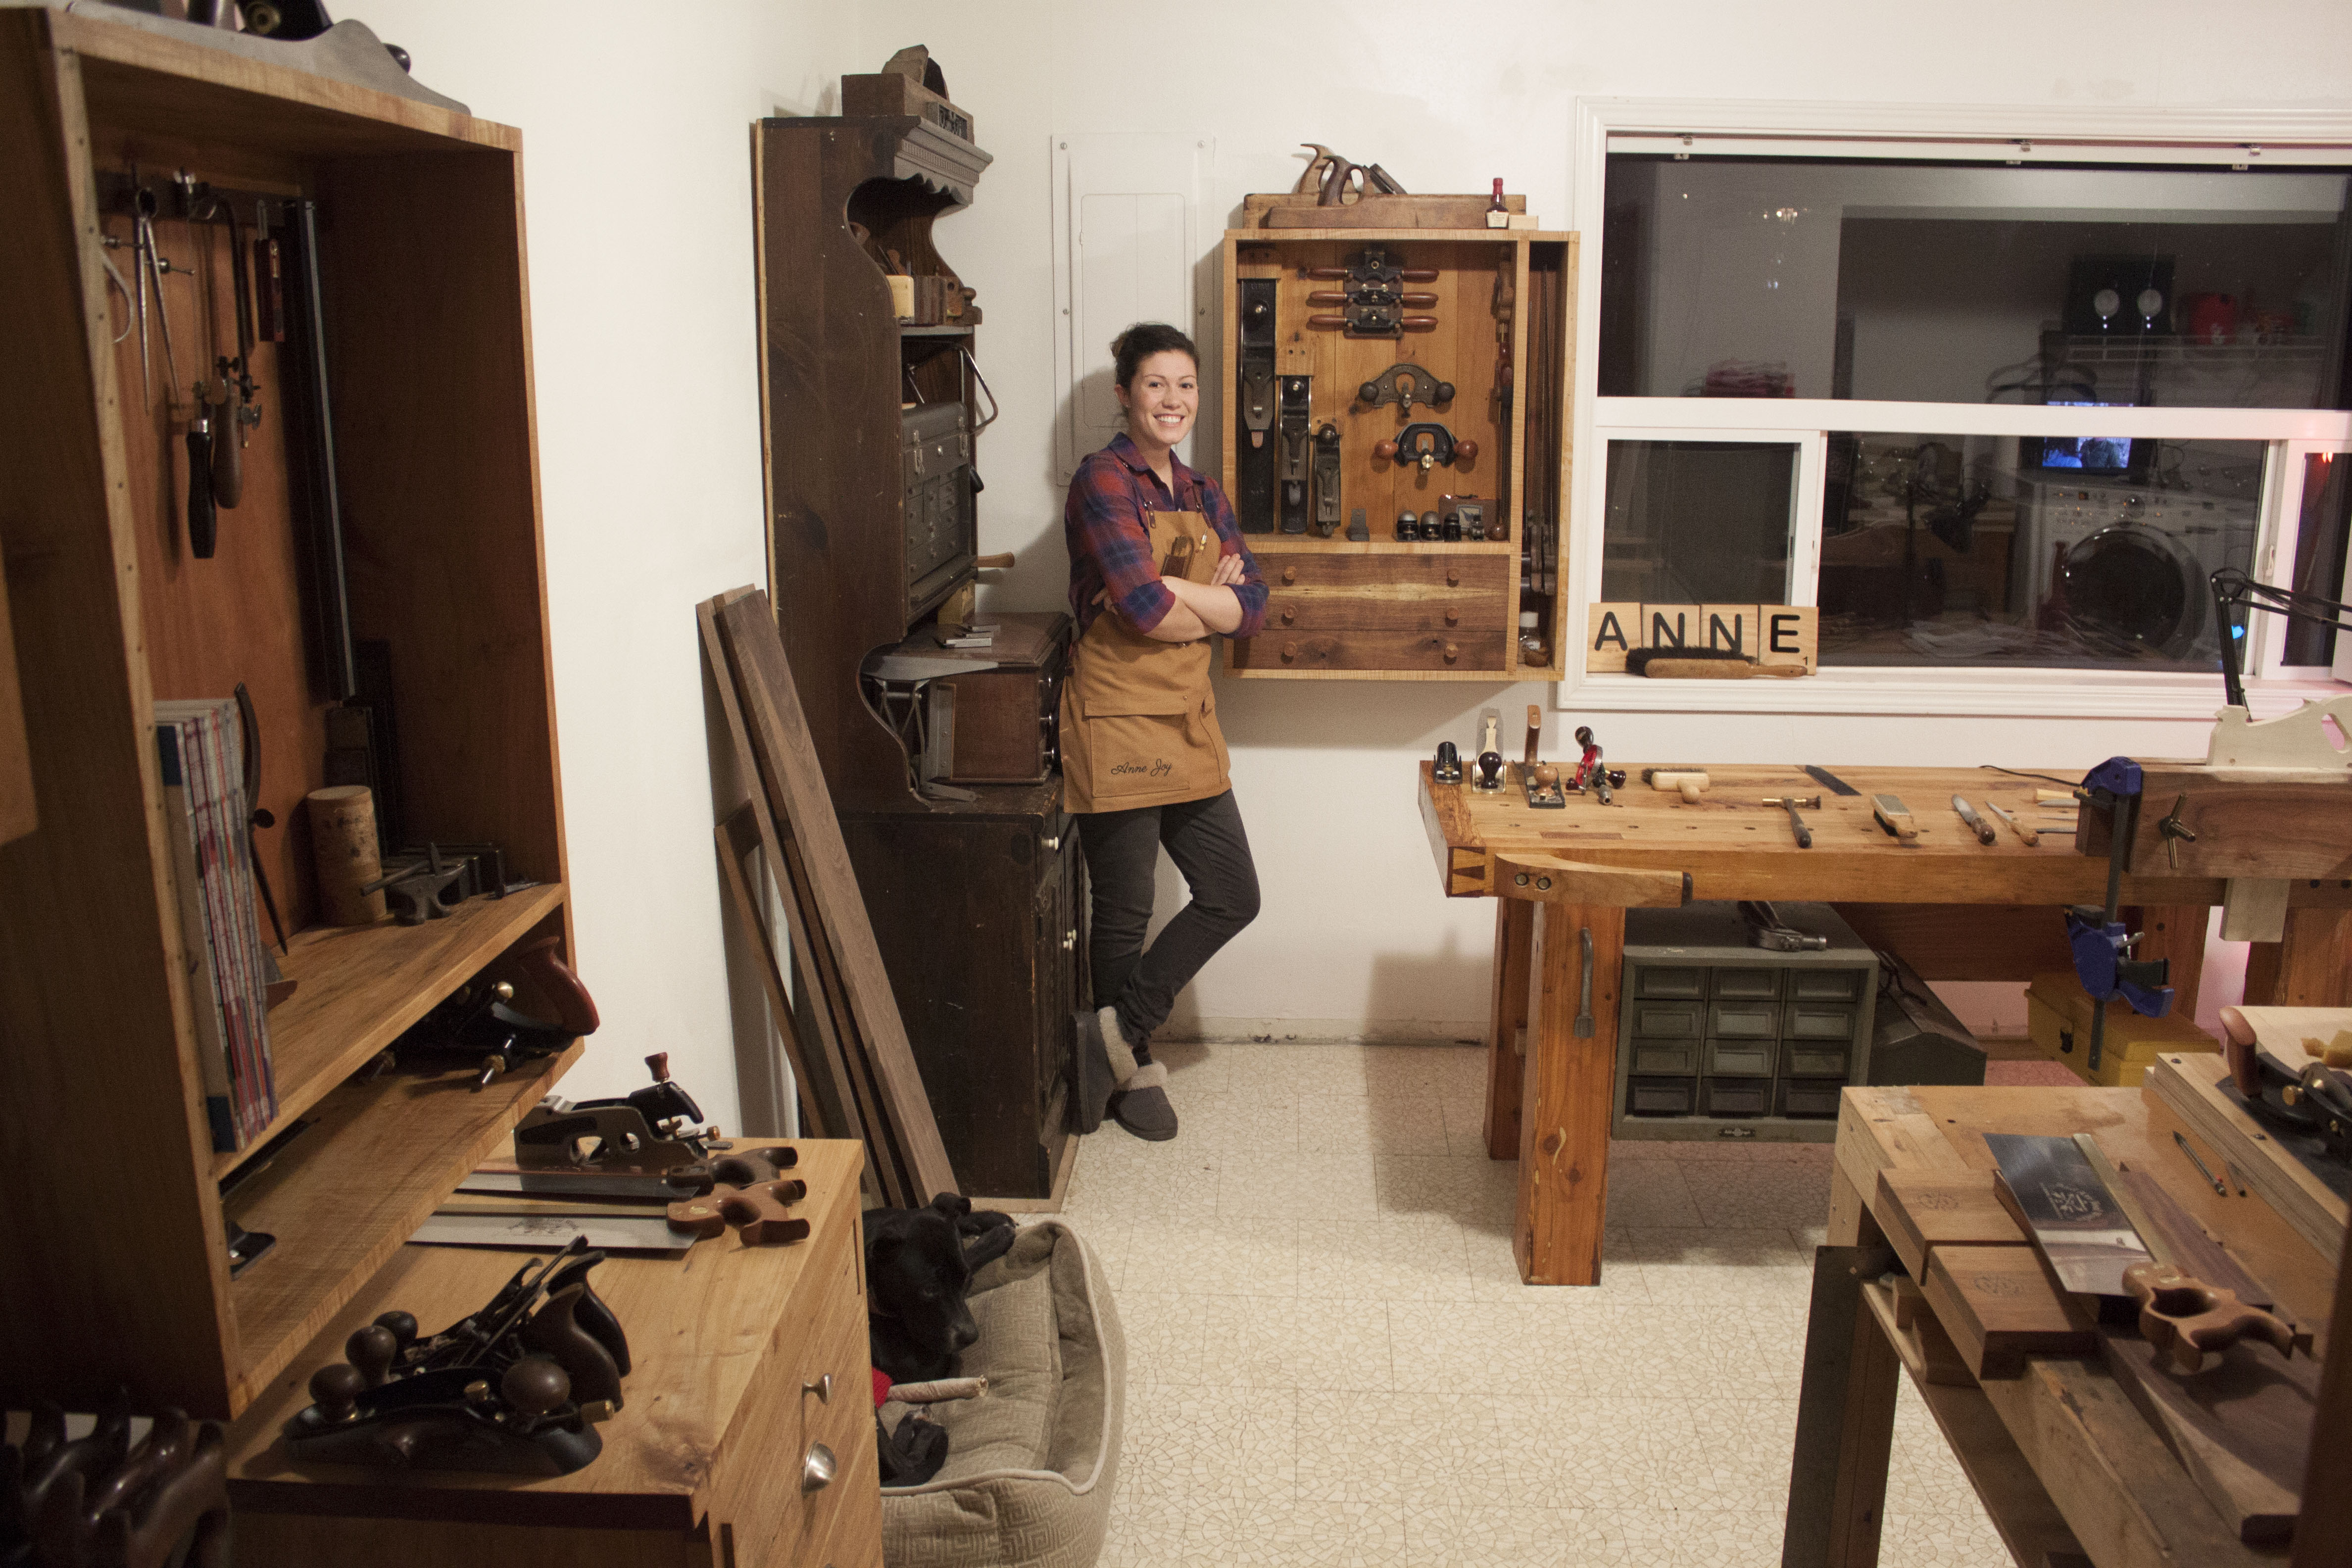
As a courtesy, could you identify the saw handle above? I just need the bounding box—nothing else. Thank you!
[2124,1261,2308,1374]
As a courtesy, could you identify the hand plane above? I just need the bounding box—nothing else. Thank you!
[515,1053,716,1174]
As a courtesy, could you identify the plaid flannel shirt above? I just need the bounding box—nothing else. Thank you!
[1065,433,1268,639]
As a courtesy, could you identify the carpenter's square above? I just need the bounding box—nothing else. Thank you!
[1802,764,1859,797]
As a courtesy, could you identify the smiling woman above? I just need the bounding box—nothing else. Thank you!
[1059,322,1269,1144]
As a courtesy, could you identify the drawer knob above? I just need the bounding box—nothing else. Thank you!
[1446,569,1461,587]
[1281,566,1297,586]
[803,1441,837,1493]
[1281,642,1297,662]
[1444,607,1459,626]
[1063,929,1077,951]
[803,1372,833,1404]
[1280,608,1295,626]
[1443,641,1459,663]
[1044,834,1061,851]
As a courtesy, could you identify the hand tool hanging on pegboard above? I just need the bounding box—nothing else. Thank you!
[1311,422,1342,537]
[1303,247,1438,338]
[1276,376,1312,534]
[1235,278,1278,533]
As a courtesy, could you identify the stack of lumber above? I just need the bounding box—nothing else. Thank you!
[698,588,956,1209]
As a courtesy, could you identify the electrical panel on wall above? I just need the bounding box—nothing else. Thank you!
[1051,134,1214,480]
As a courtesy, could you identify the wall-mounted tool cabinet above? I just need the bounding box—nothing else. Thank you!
[0,8,572,1417]
[1612,904,1879,1145]
[1218,228,1576,680]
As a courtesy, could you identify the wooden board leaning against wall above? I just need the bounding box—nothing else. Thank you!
[1217,228,1574,681]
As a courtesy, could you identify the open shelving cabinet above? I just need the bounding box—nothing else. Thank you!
[0,8,573,1418]
[1218,227,1577,681]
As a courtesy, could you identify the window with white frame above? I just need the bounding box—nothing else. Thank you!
[1571,107,2352,709]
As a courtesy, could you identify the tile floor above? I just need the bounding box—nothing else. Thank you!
[1052,1039,2009,1568]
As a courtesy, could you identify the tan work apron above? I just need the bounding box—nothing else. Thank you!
[1060,509,1232,814]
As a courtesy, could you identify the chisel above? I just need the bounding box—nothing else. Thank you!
[1984,800,2038,847]
[1950,795,1997,846]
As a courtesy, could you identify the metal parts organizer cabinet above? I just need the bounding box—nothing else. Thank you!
[755,106,1080,1199]
[0,9,573,1418]
[1612,903,1879,1145]
[1218,227,1577,679]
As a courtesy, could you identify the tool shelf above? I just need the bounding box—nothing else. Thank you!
[213,883,568,1181]
[1218,225,1576,681]
[225,1038,583,1411]
[1,8,571,1420]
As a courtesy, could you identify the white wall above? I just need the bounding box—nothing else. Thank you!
[351,0,2350,1126]
[859,0,2352,1042]
[353,1,864,1129]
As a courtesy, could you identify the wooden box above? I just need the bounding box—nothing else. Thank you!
[1219,228,1576,680]
[0,8,571,1417]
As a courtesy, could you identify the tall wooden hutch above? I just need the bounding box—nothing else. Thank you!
[755,93,1081,1200]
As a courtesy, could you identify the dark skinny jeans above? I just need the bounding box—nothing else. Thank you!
[1076,789,1261,1051]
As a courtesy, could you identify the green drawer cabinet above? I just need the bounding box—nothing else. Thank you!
[1614,903,1878,1145]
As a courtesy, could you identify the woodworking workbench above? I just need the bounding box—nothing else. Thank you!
[1418,761,2352,1286]
[1788,1082,2336,1568]
[218,1141,880,1568]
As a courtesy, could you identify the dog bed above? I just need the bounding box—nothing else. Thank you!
[879,1220,1124,1568]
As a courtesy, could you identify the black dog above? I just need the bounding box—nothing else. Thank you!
[864,1193,1015,1383]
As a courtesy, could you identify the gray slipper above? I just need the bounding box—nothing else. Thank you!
[1110,1062,1178,1141]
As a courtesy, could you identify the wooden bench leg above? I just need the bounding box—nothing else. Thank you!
[1483,898,1533,1160]
[1783,1243,1902,1568]
[2246,906,2352,1008]
[1512,902,1622,1286]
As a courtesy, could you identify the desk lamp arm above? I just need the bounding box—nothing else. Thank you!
[2209,568,2352,709]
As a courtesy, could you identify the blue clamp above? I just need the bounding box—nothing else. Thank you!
[2082,757,2143,800]
[2064,908,2174,1019]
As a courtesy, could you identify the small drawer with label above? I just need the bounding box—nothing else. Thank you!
[1628,1001,1702,1038]
[1699,1078,1772,1117]
[1627,1077,1697,1117]
[1704,1039,1779,1078]
[1785,1004,1858,1041]
[1708,1002,1778,1039]
[1635,965,1708,999]
[1629,1040,1700,1077]
[1711,968,1781,1000]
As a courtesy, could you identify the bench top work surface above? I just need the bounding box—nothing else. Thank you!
[1836,1083,2334,1568]
[1417,761,2352,908]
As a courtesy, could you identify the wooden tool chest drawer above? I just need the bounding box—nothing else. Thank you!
[1229,551,1510,673]
[226,1141,883,1568]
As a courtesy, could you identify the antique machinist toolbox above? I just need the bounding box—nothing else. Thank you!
[902,400,977,619]
[1612,903,1878,1144]
[919,613,1069,785]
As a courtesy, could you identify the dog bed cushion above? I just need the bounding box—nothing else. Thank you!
[878,1219,1124,1568]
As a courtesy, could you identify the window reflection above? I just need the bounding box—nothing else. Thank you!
[1817,435,2262,668]
[1601,157,2351,410]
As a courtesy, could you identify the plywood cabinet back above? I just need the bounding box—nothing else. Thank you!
[320,150,562,885]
